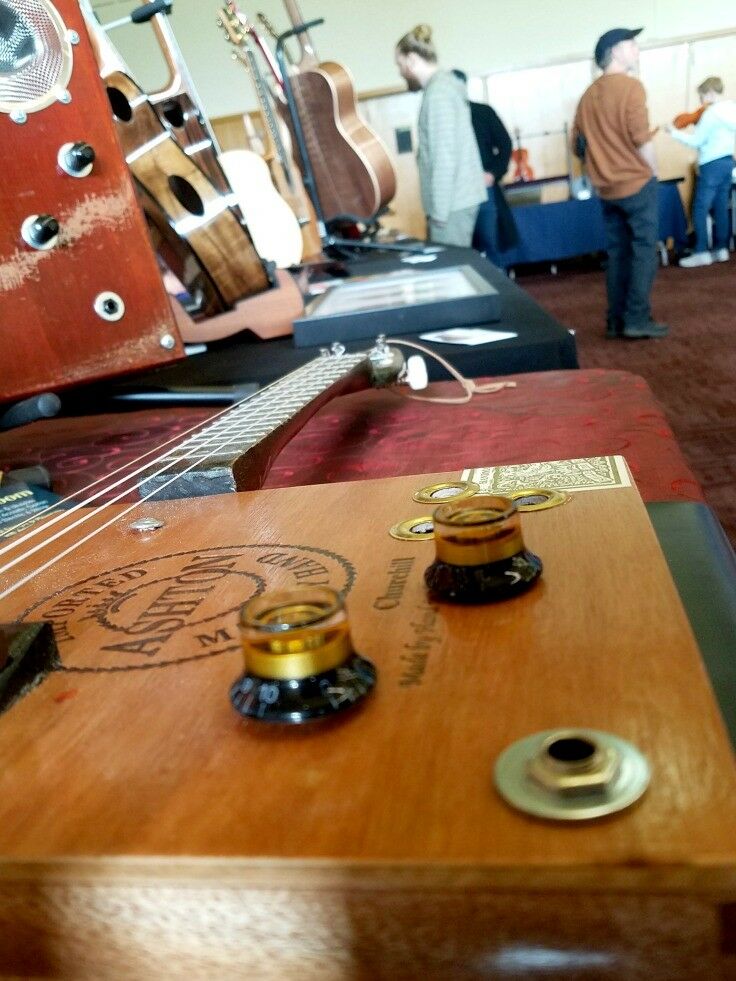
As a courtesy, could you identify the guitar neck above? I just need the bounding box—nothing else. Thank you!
[243,42,294,183]
[247,18,285,88]
[138,343,403,499]
[282,0,318,65]
[257,11,293,67]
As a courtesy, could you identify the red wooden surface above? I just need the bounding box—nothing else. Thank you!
[0,0,184,403]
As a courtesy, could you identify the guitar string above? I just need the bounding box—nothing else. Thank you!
[0,338,517,603]
[0,360,356,572]
[0,354,368,601]
[0,354,365,599]
[0,367,288,550]
[0,356,351,558]
[0,444,255,603]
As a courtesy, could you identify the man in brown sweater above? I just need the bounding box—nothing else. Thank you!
[573,28,669,338]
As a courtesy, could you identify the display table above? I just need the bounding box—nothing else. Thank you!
[90,248,577,397]
[477,179,688,268]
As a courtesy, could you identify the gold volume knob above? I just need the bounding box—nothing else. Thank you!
[424,495,542,603]
[231,586,376,724]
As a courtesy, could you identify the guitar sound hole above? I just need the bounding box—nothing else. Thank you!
[168,176,205,217]
[106,86,132,123]
[162,101,185,129]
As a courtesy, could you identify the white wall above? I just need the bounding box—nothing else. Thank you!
[90,0,736,118]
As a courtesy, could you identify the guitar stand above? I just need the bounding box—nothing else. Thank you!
[275,23,433,259]
[0,393,61,431]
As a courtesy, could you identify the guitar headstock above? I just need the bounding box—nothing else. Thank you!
[257,11,282,43]
[217,2,249,50]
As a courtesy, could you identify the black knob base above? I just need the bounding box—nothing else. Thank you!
[230,653,376,724]
[65,142,95,173]
[425,550,542,604]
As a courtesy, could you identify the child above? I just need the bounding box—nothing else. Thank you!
[666,77,736,267]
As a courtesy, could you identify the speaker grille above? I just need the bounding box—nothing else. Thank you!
[0,0,72,114]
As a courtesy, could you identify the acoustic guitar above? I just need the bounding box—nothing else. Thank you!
[78,0,270,318]
[510,127,535,182]
[217,148,305,269]
[218,3,322,262]
[143,0,304,269]
[275,0,397,223]
[143,0,232,195]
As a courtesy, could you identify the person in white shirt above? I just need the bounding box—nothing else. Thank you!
[666,76,736,267]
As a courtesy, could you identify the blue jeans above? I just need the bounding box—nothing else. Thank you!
[601,177,659,330]
[692,155,734,253]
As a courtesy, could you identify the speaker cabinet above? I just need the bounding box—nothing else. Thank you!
[0,0,184,404]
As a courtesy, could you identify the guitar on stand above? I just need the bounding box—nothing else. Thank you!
[142,0,231,195]
[218,2,322,262]
[78,0,271,320]
[510,128,535,183]
[266,9,429,257]
[142,0,303,270]
[276,0,396,226]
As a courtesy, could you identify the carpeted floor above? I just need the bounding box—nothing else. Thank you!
[518,255,736,545]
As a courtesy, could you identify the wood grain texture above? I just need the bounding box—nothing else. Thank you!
[153,91,232,194]
[0,471,734,972]
[146,7,232,196]
[288,64,397,222]
[281,0,396,223]
[172,268,303,342]
[0,0,184,403]
[104,71,269,315]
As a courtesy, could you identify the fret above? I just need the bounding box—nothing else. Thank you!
[137,352,370,497]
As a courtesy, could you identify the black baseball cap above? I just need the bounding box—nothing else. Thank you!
[594,27,642,67]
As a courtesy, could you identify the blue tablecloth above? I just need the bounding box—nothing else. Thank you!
[478,181,688,267]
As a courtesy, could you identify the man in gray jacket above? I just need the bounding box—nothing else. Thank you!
[396,25,486,246]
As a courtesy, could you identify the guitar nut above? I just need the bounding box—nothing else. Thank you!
[527,731,621,797]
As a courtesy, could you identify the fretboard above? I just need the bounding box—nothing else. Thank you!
[137,349,371,500]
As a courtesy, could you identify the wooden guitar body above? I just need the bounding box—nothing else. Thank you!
[146,4,233,196]
[171,268,303,341]
[105,71,270,317]
[78,0,270,319]
[264,110,323,258]
[153,89,232,194]
[279,0,396,224]
[288,61,397,222]
[219,149,303,268]
[0,0,184,403]
[0,460,734,976]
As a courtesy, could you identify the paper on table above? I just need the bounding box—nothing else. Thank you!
[419,327,518,346]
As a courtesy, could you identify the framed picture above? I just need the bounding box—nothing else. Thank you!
[293,264,501,347]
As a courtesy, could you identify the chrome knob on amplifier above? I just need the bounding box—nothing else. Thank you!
[58,141,95,177]
[21,214,60,250]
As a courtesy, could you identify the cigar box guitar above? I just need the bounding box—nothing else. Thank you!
[0,338,734,975]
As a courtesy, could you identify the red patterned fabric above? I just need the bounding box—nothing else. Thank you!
[0,369,703,504]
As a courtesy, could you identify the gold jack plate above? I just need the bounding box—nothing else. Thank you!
[389,516,435,541]
[412,480,479,505]
[507,487,570,511]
